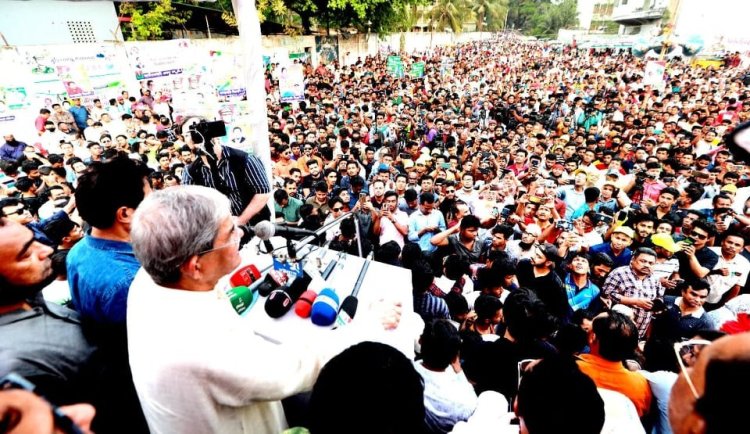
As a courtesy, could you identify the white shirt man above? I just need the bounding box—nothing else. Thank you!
[707,234,749,306]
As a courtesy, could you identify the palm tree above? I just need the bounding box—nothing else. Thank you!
[428,0,472,33]
[471,0,508,32]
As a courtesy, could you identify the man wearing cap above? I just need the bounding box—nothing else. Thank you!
[602,247,664,338]
[589,226,634,268]
[650,233,681,291]
[516,243,570,321]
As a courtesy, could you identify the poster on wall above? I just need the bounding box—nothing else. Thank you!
[209,49,247,101]
[315,36,339,65]
[126,39,216,120]
[279,63,305,103]
[20,45,132,108]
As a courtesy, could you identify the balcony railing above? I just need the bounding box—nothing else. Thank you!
[611,6,666,24]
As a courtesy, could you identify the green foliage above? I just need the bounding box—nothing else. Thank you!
[472,0,508,31]
[118,0,191,41]
[428,0,473,33]
[506,0,578,37]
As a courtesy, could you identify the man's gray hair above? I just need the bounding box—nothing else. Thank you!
[131,185,231,285]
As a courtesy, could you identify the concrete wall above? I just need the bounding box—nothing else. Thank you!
[0,0,123,46]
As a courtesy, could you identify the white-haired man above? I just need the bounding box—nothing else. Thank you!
[127,185,407,434]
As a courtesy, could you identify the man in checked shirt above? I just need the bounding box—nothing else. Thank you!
[602,247,665,339]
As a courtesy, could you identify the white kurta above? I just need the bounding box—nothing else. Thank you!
[127,269,365,434]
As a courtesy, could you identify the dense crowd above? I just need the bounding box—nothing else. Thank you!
[2,34,750,434]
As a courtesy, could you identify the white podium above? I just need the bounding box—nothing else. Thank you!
[217,236,419,357]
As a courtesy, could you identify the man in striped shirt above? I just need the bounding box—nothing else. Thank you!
[602,247,665,338]
[183,142,271,226]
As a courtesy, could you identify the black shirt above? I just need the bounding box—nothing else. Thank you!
[675,247,719,282]
[516,259,571,321]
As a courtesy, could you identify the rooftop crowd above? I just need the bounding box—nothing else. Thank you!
[2,34,750,434]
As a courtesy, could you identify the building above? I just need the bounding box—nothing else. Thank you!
[611,0,748,52]
[0,0,123,46]
[611,0,671,36]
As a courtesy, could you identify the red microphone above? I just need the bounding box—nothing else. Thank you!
[229,264,261,288]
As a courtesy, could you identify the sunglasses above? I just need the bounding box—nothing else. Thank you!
[692,232,709,240]
[331,206,344,212]
[674,339,712,399]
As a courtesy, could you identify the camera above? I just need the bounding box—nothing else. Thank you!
[188,120,226,144]
[555,219,574,231]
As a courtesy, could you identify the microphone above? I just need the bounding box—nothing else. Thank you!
[295,290,317,318]
[335,255,373,327]
[311,288,339,326]
[226,285,254,316]
[265,272,312,318]
[251,220,317,241]
[229,264,261,288]
[257,270,289,297]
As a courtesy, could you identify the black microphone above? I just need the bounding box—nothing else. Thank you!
[251,220,317,241]
[257,270,289,297]
[335,255,372,327]
[265,272,312,318]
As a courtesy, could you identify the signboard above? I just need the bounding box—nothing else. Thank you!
[410,61,425,78]
[387,55,404,77]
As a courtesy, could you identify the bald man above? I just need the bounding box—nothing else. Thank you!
[669,332,750,434]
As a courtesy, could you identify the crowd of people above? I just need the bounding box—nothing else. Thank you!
[2,34,750,433]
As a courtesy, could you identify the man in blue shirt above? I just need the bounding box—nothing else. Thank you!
[563,252,601,311]
[68,98,89,131]
[66,155,151,432]
[589,225,634,268]
[407,192,446,254]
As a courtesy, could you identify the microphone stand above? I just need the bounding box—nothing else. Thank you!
[290,211,354,260]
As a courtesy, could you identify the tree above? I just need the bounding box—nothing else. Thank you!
[118,0,191,41]
[471,0,508,32]
[428,0,472,33]
[530,0,578,38]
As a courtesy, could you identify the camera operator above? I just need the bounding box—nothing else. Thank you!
[181,119,271,227]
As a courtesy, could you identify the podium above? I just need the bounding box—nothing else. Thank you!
[217,236,420,357]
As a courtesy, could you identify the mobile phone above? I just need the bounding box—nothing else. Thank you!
[616,210,628,221]
[492,207,499,218]
[1,373,85,434]
[683,238,695,246]
[359,192,367,203]
[441,162,450,169]
[399,152,410,160]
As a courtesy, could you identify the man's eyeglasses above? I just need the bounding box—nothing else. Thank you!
[197,225,241,256]
[331,206,344,212]
[692,232,709,240]
[445,189,456,193]
[674,339,712,399]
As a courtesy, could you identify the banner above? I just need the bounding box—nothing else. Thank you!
[279,63,305,103]
[209,49,247,101]
[387,55,404,77]
[643,60,666,91]
[21,45,132,108]
[410,61,425,78]
[315,36,339,65]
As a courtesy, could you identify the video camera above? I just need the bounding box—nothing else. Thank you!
[188,120,226,145]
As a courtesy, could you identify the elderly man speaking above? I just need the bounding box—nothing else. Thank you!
[126,185,407,434]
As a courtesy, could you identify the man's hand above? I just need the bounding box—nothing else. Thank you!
[633,298,654,310]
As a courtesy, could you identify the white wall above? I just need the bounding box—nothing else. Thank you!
[0,1,123,46]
